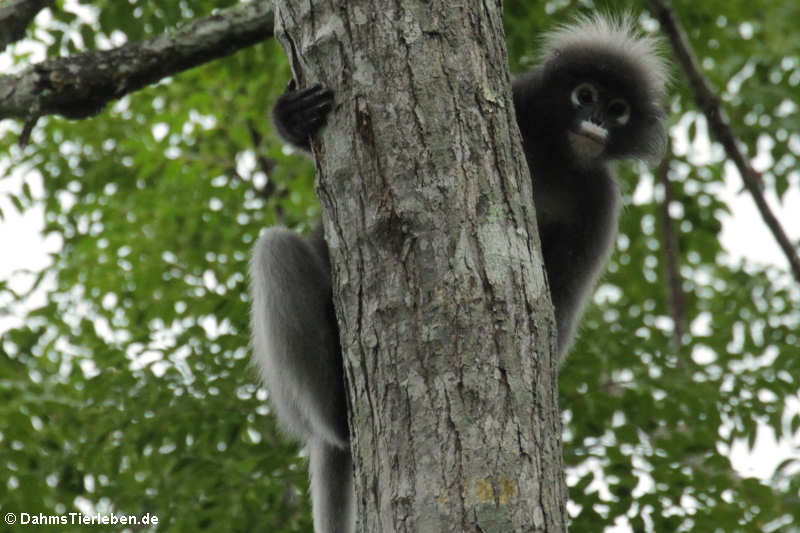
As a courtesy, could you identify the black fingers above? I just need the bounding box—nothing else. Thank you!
[273,82,335,150]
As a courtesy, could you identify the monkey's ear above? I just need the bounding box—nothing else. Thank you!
[286,78,297,91]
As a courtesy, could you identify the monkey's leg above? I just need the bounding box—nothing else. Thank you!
[250,227,348,447]
[309,438,355,533]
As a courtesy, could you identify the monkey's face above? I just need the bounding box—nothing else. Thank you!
[535,48,667,166]
[565,81,631,165]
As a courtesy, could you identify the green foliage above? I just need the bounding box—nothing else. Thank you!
[1,2,313,531]
[1,1,798,532]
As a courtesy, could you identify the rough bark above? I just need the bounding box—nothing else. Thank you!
[274,1,567,531]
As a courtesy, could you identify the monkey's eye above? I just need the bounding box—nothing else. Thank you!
[571,83,598,107]
[607,99,630,125]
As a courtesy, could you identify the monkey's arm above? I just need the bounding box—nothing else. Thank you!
[272,81,334,152]
[537,173,620,361]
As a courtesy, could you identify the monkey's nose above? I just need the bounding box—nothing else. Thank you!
[589,111,605,127]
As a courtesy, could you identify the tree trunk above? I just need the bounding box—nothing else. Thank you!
[273,1,567,531]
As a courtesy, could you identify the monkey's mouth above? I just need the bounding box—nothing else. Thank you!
[568,121,607,160]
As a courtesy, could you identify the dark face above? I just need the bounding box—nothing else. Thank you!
[538,51,667,167]
[565,80,632,165]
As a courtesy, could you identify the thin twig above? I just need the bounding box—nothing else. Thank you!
[650,0,800,282]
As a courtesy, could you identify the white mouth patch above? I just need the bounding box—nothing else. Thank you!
[578,120,608,142]
[568,121,608,163]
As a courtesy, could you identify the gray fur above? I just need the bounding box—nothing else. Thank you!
[250,226,353,532]
[250,13,667,532]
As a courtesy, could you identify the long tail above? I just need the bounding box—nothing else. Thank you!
[309,438,355,533]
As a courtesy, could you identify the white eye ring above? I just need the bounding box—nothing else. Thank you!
[608,99,630,125]
[571,83,598,107]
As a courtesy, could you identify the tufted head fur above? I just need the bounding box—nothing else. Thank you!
[540,13,669,100]
[533,13,670,163]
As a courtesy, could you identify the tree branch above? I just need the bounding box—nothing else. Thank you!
[657,152,687,355]
[0,1,274,123]
[650,0,800,282]
[0,0,53,51]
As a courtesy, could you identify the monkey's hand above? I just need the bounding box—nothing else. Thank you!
[272,81,334,151]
